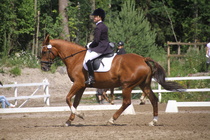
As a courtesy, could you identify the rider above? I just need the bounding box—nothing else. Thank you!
[85,8,113,85]
[116,41,126,55]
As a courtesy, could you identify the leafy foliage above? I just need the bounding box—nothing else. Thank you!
[107,0,157,57]
[170,47,206,76]
[41,12,63,39]
[9,67,22,76]
[0,51,39,68]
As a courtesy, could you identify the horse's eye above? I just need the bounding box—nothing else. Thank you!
[42,51,47,55]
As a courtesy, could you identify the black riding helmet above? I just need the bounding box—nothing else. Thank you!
[117,41,124,46]
[92,8,105,21]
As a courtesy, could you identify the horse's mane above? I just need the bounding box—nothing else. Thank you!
[51,39,85,50]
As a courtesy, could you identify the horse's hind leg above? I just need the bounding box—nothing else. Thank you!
[140,85,158,126]
[108,87,132,124]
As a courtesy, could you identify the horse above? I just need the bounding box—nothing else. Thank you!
[98,88,115,105]
[40,35,185,126]
[101,88,146,105]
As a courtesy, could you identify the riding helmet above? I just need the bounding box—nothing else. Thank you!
[117,41,124,46]
[92,8,105,21]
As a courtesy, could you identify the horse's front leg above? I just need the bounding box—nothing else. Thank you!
[107,88,132,124]
[139,92,146,105]
[65,85,85,126]
[102,89,110,103]
[102,88,115,105]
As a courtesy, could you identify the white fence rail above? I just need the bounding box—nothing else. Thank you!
[0,79,50,108]
[83,76,210,103]
[165,100,210,113]
[0,76,209,114]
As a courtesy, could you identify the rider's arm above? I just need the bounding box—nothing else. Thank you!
[89,26,101,48]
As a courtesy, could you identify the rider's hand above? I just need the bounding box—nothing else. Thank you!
[86,42,92,49]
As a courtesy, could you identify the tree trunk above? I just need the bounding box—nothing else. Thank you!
[89,0,95,42]
[59,0,70,41]
[32,0,37,55]
[35,11,40,56]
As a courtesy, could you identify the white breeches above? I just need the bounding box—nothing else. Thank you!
[84,49,102,63]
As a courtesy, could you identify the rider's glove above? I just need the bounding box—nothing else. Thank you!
[86,42,92,49]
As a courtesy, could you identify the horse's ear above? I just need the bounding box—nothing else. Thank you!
[43,34,50,45]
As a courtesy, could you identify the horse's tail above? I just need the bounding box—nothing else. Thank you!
[145,57,186,92]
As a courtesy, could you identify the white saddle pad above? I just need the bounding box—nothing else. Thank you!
[83,53,116,72]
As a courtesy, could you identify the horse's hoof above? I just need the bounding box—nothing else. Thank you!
[106,121,114,125]
[148,119,157,126]
[106,120,115,125]
[65,120,71,127]
[139,102,145,105]
[106,117,114,125]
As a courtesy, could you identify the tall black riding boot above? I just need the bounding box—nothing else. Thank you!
[85,60,95,85]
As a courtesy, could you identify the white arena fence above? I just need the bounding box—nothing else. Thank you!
[84,76,210,103]
[0,76,209,114]
[0,79,50,108]
[165,100,210,113]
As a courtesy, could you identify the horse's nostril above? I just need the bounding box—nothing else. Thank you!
[41,66,49,71]
[41,67,45,71]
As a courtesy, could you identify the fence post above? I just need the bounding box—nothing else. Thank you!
[14,82,18,105]
[43,79,50,106]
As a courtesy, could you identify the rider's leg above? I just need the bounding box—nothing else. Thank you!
[84,50,102,85]
[85,60,95,85]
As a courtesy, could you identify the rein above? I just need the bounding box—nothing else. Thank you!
[63,49,87,60]
[41,45,87,65]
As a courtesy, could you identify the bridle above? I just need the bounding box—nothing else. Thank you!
[40,45,56,65]
[40,44,87,65]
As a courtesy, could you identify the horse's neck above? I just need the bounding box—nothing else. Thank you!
[52,40,85,59]
[51,40,86,67]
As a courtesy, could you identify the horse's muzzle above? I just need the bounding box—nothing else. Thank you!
[41,65,50,71]
[40,61,52,71]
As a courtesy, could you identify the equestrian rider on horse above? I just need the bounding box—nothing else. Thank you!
[85,8,113,85]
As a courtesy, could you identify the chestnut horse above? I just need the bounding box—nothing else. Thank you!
[99,88,115,104]
[102,89,146,105]
[40,35,185,126]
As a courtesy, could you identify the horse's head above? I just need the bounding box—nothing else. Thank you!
[40,35,58,71]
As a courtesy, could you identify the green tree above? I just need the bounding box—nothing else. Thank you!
[172,0,210,42]
[107,0,157,57]
[0,0,18,57]
[0,0,35,57]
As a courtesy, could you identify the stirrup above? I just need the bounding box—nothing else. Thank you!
[85,77,95,85]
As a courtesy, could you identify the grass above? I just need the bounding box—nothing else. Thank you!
[9,67,21,76]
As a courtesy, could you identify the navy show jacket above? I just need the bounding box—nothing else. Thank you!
[89,22,113,54]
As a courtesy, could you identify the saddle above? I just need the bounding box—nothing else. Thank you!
[91,52,114,70]
[83,42,116,72]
